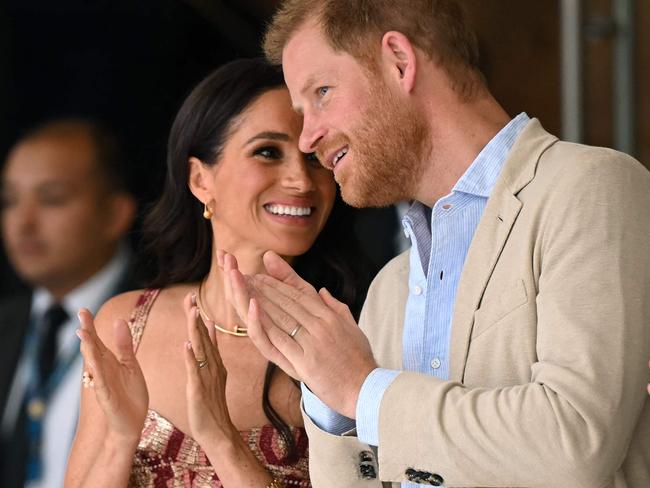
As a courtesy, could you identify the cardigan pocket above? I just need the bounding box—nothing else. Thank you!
[471,278,529,339]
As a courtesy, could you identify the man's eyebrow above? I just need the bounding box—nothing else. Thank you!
[293,73,323,115]
[300,74,320,96]
[37,180,72,191]
[242,131,290,147]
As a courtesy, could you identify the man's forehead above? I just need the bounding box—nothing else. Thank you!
[282,19,329,73]
[6,138,96,180]
[17,133,92,157]
[283,44,337,91]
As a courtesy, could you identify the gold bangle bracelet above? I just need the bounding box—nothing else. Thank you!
[266,479,283,488]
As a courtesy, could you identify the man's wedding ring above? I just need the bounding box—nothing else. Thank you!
[197,358,208,369]
[289,324,303,338]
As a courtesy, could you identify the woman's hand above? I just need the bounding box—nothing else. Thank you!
[183,292,280,488]
[76,309,148,443]
[183,293,236,446]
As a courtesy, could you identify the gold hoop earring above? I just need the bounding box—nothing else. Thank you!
[203,203,213,219]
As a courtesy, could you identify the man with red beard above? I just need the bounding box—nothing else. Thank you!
[0,119,136,488]
[223,1,650,487]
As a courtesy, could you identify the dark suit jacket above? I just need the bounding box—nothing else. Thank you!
[0,267,136,488]
[0,292,32,424]
[0,291,33,488]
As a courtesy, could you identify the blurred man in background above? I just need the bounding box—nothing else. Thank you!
[0,119,137,488]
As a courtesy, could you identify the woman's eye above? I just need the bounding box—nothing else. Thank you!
[254,146,281,159]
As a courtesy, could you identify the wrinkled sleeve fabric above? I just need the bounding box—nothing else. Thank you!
[356,368,400,446]
[301,383,355,434]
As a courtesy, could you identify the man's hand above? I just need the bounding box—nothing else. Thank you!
[223,249,377,418]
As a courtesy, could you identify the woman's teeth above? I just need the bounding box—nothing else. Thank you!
[264,204,312,216]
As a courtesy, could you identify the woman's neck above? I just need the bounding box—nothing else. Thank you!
[199,246,292,331]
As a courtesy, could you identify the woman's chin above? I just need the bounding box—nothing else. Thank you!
[268,242,314,261]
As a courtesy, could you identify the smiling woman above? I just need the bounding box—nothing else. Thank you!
[190,86,335,258]
[64,58,371,488]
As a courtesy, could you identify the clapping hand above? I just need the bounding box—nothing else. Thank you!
[76,309,148,443]
[182,292,236,446]
[222,249,377,419]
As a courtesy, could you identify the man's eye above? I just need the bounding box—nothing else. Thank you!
[254,146,281,159]
[317,86,329,97]
[40,195,69,206]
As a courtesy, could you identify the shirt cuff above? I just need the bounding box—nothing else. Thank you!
[301,383,355,435]
[356,368,401,446]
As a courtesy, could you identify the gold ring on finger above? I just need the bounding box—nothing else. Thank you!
[197,358,208,369]
[82,371,95,388]
[289,324,303,339]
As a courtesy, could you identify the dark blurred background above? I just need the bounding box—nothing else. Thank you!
[2,0,649,294]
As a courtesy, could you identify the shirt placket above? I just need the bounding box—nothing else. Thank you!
[421,198,455,379]
[402,219,428,373]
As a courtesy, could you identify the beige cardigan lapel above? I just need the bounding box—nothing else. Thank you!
[448,119,559,381]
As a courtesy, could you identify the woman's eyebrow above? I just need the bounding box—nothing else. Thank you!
[242,131,290,147]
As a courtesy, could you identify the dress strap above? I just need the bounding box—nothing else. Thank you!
[127,289,160,354]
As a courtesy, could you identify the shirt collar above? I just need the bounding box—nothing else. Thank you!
[31,245,131,320]
[403,112,530,233]
[453,112,530,198]
[452,112,530,198]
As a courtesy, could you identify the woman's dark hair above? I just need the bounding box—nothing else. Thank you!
[141,58,373,459]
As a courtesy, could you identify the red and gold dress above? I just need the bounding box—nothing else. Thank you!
[126,289,310,487]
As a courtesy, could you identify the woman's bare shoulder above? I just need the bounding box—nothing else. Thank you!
[95,284,196,325]
[155,283,197,303]
[90,290,148,345]
[95,289,149,322]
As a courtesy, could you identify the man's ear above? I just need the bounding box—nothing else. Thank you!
[187,156,213,203]
[380,31,417,93]
[103,193,136,242]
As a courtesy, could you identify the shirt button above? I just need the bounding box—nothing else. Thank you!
[412,286,423,296]
[430,357,441,369]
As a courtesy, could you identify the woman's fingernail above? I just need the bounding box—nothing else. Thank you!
[191,293,196,305]
[75,329,82,339]
[186,341,192,350]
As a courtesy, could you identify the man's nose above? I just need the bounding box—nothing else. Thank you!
[12,201,39,232]
[299,112,326,154]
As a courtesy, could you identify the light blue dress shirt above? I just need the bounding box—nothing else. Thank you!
[303,113,530,485]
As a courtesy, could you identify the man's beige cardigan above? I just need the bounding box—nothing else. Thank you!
[304,120,650,487]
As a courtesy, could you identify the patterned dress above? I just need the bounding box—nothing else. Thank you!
[126,289,310,487]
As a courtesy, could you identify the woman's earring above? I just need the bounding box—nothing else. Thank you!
[203,203,213,220]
